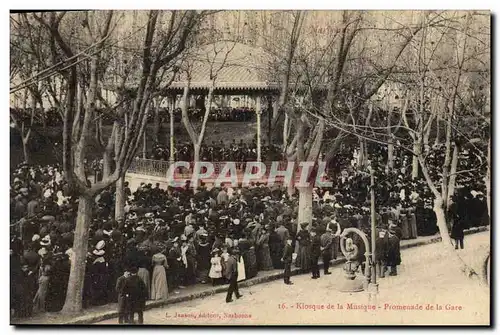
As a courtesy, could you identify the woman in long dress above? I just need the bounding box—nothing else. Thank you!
[238,234,258,279]
[408,207,418,239]
[33,265,50,314]
[196,235,211,284]
[167,240,181,291]
[180,238,197,286]
[295,223,311,272]
[89,250,110,306]
[400,209,410,239]
[137,251,151,299]
[256,227,273,271]
[268,228,283,269]
[150,252,169,300]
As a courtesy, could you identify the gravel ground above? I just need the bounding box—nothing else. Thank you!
[97,231,490,326]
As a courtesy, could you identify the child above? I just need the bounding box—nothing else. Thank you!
[116,270,130,324]
[208,248,223,286]
[220,246,230,284]
[221,246,230,263]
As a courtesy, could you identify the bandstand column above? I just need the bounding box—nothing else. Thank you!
[169,95,175,163]
[256,95,262,162]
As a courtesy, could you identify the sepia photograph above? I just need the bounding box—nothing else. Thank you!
[9,9,491,326]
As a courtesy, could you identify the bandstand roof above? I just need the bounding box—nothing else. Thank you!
[167,42,277,93]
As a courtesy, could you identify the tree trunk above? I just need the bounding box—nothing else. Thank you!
[22,137,30,164]
[115,175,125,222]
[283,113,289,150]
[446,144,459,209]
[193,143,200,163]
[423,113,434,150]
[435,196,480,278]
[142,131,147,159]
[62,194,93,314]
[433,196,452,247]
[287,162,297,197]
[297,186,313,230]
[357,140,366,167]
[387,136,394,169]
[434,115,440,146]
[412,141,421,180]
[152,101,161,143]
[387,106,394,169]
[63,67,77,176]
[420,155,480,279]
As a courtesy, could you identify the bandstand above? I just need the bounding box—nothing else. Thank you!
[126,42,282,189]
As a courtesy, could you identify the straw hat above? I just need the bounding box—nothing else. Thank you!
[39,235,51,246]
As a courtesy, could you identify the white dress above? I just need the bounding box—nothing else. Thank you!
[237,256,246,282]
[209,256,223,279]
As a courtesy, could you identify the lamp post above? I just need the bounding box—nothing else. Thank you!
[338,227,371,292]
[369,165,379,294]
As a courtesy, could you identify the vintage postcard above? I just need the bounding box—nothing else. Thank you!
[10,9,490,326]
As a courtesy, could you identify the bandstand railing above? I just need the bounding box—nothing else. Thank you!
[128,158,172,177]
[127,158,324,182]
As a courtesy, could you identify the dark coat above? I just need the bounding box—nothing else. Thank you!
[386,233,401,266]
[374,230,389,263]
[122,274,148,312]
[310,235,321,258]
[320,232,333,257]
[269,230,283,269]
[46,254,70,312]
[18,269,37,317]
[224,255,238,280]
[167,247,181,269]
[282,243,294,264]
[89,259,109,306]
[451,222,465,240]
[116,275,128,313]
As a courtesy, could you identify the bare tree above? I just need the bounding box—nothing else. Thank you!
[284,10,429,228]
[24,10,206,314]
[180,41,237,163]
[10,14,48,163]
[321,11,490,278]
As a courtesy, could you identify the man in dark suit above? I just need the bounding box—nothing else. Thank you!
[275,220,290,245]
[310,228,321,279]
[386,224,402,276]
[225,248,243,303]
[320,225,334,275]
[116,271,130,324]
[281,237,294,285]
[122,265,148,324]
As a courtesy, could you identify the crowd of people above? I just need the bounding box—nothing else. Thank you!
[10,145,488,321]
[10,105,258,129]
[185,106,256,122]
[147,140,283,163]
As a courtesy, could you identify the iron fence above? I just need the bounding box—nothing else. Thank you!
[127,158,317,180]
